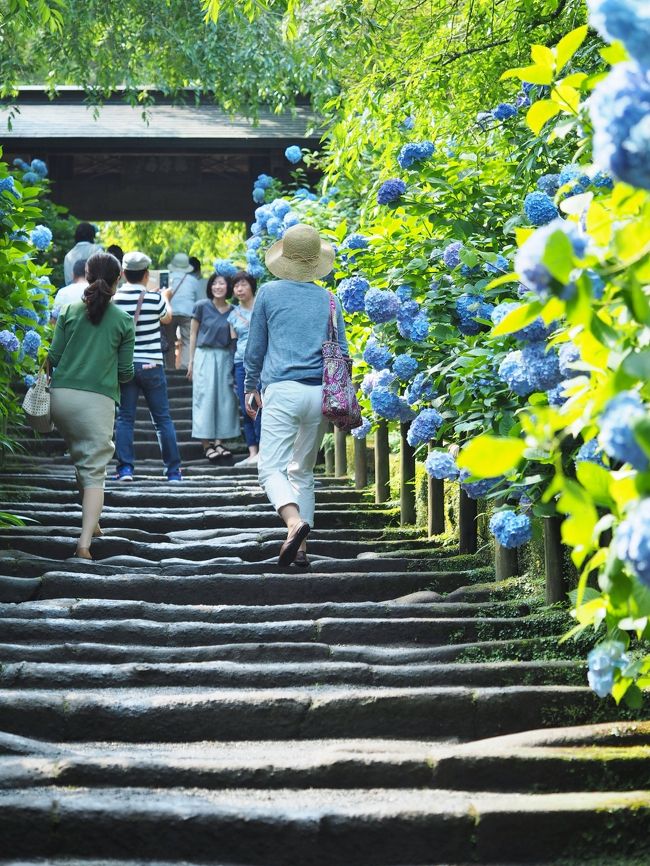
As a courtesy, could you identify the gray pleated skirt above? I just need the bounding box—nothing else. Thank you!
[192,347,240,440]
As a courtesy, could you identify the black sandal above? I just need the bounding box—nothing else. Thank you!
[212,444,232,459]
[204,446,221,463]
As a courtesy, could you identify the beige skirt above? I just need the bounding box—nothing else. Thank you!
[50,387,116,488]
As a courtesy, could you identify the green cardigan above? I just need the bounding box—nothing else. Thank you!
[48,301,135,402]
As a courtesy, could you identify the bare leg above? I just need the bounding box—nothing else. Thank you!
[278,503,308,553]
[78,487,104,555]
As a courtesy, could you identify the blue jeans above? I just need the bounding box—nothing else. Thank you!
[115,363,181,475]
[234,361,261,448]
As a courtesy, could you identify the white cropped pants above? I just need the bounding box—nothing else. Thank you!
[258,380,327,526]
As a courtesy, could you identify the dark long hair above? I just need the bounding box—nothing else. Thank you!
[206,273,233,299]
[83,252,121,325]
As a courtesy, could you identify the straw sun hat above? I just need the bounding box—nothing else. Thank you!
[265,224,335,281]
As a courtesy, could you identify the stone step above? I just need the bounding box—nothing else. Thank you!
[0,659,583,689]
[0,685,620,742]
[0,785,647,863]
[12,438,246,462]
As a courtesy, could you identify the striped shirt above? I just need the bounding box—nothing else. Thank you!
[114,285,166,364]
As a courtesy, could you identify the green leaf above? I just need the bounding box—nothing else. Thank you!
[623,683,643,709]
[492,301,542,336]
[457,435,526,476]
[622,350,650,382]
[555,25,588,72]
[526,99,561,135]
[541,229,574,283]
[600,42,628,65]
[576,461,613,508]
[501,64,554,85]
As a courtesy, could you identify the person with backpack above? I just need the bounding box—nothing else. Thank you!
[48,251,134,560]
[113,250,183,483]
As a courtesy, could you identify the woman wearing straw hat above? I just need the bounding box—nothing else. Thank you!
[244,223,348,567]
[163,252,204,370]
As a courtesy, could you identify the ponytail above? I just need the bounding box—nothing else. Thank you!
[83,251,121,325]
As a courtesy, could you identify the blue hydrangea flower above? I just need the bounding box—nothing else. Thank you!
[248,261,266,280]
[485,254,510,275]
[575,439,606,467]
[498,350,535,396]
[14,306,39,325]
[285,145,302,164]
[405,372,435,405]
[524,191,559,226]
[250,221,263,236]
[515,218,587,297]
[0,176,19,197]
[400,115,415,131]
[252,187,266,203]
[271,199,291,219]
[254,173,274,190]
[255,205,272,227]
[295,187,317,201]
[30,225,52,250]
[398,398,417,423]
[425,451,459,480]
[341,233,369,252]
[283,211,300,229]
[616,499,650,587]
[587,0,650,69]
[247,236,263,251]
[537,174,561,196]
[459,470,502,499]
[396,284,413,301]
[24,374,36,388]
[558,342,581,377]
[397,140,435,169]
[599,391,649,470]
[522,342,562,391]
[460,263,482,279]
[360,372,378,396]
[338,276,370,314]
[351,417,372,440]
[591,170,614,189]
[558,164,591,194]
[516,92,531,109]
[590,62,650,190]
[397,300,420,337]
[443,241,463,269]
[547,383,568,407]
[0,330,20,353]
[22,172,40,185]
[492,103,518,121]
[489,510,532,548]
[407,408,443,446]
[393,354,419,381]
[22,330,41,359]
[13,158,30,171]
[587,640,630,698]
[30,159,48,177]
[364,288,401,323]
[491,302,552,342]
[363,337,393,371]
[266,217,283,238]
[213,259,238,278]
[375,369,397,388]
[456,294,494,336]
[370,386,403,420]
[377,178,407,205]
[408,312,430,342]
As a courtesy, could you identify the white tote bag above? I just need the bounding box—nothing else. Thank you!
[22,363,54,433]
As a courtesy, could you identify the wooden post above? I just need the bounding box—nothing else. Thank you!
[495,542,519,580]
[459,489,477,554]
[324,425,335,476]
[400,423,416,525]
[375,421,390,503]
[544,516,567,604]
[334,427,347,477]
[354,437,368,490]
[427,445,445,536]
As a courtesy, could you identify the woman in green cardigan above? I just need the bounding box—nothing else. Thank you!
[48,251,135,560]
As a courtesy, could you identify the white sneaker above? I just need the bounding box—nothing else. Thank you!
[247,454,259,466]
[234,456,251,467]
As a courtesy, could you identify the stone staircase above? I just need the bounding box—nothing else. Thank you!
[0,370,649,864]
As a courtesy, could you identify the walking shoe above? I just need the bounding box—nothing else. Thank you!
[167,470,183,483]
[115,468,134,481]
[234,455,252,466]
[278,521,311,566]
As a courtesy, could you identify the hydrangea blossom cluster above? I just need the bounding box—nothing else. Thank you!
[360,372,378,396]
[377,178,407,205]
[616,499,650,587]
[515,218,587,297]
[599,391,649,470]
[492,103,518,121]
[407,408,443,446]
[375,369,398,388]
[485,254,510,275]
[443,241,463,269]
[14,306,39,327]
[590,62,650,190]
[456,294,494,336]
[424,451,460,480]
[587,0,650,69]
[370,387,413,422]
[558,342,581,377]
[397,141,435,169]
[22,330,41,359]
[252,173,274,203]
[400,115,415,131]
[575,438,606,467]
[587,641,630,698]
[30,225,52,250]
[364,288,401,323]
[0,330,20,353]
[24,374,36,388]
[393,354,419,381]
[459,470,502,499]
[396,284,413,301]
[524,191,559,226]
[547,383,568,407]
[294,187,318,202]
[338,276,370,313]
[213,259,238,278]
[363,336,393,370]
[537,174,561,196]
[351,417,372,440]
[405,372,435,405]
[341,233,369,253]
[489,510,532,548]
[491,302,553,342]
[0,176,18,197]
[285,145,302,164]
[498,343,561,396]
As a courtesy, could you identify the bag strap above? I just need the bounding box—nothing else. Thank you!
[169,273,188,301]
[39,356,51,382]
[133,290,146,326]
[327,292,338,343]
